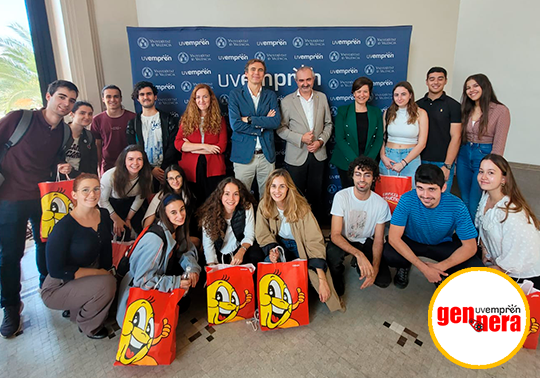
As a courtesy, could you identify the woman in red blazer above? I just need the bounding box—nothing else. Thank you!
[175,84,227,208]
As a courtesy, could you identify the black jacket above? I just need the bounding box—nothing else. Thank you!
[60,128,98,179]
[214,207,246,252]
[126,109,181,169]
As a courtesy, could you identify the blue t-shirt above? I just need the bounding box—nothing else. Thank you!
[391,191,478,245]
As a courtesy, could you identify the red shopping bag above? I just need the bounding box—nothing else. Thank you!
[111,235,134,270]
[375,175,412,213]
[115,287,184,366]
[519,280,540,349]
[39,177,75,242]
[257,258,309,331]
[206,264,256,326]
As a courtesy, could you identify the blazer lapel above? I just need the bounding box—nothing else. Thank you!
[312,92,320,133]
[242,85,257,115]
[346,104,359,155]
[293,95,310,130]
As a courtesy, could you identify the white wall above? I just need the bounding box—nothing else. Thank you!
[453,0,539,165]
[93,0,138,111]
[135,0,461,96]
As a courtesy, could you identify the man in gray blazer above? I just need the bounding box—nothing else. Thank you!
[277,66,333,222]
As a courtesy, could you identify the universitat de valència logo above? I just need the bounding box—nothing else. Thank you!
[429,268,532,369]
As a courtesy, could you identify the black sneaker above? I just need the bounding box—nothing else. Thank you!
[394,268,410,289]
[0,302,23,338]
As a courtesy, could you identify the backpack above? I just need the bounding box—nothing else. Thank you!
[115,224,167,280]
[0,110,72,186]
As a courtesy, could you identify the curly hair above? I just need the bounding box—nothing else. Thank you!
[180,84,222,136]
[197,177,255,242]
[112,145,152,199]
[259,169,310,223]
[348,156,380,191]
[385,81,419,125]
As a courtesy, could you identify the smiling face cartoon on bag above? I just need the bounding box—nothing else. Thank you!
[116,299,171,365]
[259,272,305,329]
[207,277,252,324]
[40,189,73,238]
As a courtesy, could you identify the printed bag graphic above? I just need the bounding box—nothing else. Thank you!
[375,175,412,213]
[257,259,309,331]
[519,280,540,349]
[206,264,255,326]
[39,178,75,242]
[115,287,184,366]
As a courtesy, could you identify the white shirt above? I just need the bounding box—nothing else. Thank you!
[203,207,256,264]
[141,112,163,167]
[331,187,391,243]
[476,193,540,278]
[297,90,314,131]
[277,208,294,239]
[99,167,144,214]
[248,86,263,151]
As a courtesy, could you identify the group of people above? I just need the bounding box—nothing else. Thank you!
[0,60,537,344]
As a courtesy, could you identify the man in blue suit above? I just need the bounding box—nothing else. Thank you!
[228,59,281,195]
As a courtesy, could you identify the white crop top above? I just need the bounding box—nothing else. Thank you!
[387,108,419,145]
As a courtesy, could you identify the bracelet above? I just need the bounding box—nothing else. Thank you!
[401,159,409,166]
[239,245,247,253]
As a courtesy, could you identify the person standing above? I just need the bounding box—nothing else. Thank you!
[456,74,510,218]
[126,81,180,189]
[330,77,384,189]
[91,85,136,175]
[0,80,78,338]
[277,66,332,222]
[228,59,281,196]
[416,67,461,191]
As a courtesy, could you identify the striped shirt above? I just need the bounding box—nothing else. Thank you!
[391,191,477,245]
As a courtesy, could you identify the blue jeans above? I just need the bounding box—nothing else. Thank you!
[379,147,420,187]
[456,143,492,219]
[0,199,47,307]
[422,160,455,193]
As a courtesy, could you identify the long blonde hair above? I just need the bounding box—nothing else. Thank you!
[259,169,311,223]
[180,84,222,136]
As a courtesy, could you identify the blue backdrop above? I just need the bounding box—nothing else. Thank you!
[127,26,412,211]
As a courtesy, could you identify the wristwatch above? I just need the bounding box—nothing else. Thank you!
[443,163,453,170]
[246,116,252,124]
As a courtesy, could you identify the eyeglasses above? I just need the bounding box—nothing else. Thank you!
[167,175,182,182]
[79,187,101,196]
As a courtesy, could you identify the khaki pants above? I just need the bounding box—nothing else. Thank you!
[233,153,275,196]
[41,274,116,336]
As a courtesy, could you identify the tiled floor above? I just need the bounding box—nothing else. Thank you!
[3,256,540,377]
[2,165,539,377]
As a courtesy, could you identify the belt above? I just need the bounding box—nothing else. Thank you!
[254,149,264,155]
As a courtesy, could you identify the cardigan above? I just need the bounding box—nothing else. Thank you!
[46,207,112,281]
[330,103,384,171]
[255,201,343,312]
[174,117,227,183]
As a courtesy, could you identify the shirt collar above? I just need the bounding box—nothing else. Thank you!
[296,90,313,101]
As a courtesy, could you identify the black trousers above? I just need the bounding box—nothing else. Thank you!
[109,197,146,238]
[326,239,391,296]
[287,153,326,222]
[383,235,484,275]
[337,168,353,190]
[192,155,225,209]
